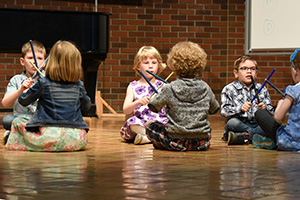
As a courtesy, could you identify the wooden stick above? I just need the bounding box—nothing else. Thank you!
[251,68,276,103]
[29,61,44,78]
[138,70,158,93]
[265,79,285,97]
[32,55,49,79]
[150,72,174,98]
[146,70,168,83]
[250,74,260,103]
[29,40,40,76]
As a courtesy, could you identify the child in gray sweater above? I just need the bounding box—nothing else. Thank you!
[145,41,220,151]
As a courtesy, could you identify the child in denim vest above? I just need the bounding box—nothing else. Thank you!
[2,40,46,144]
[145,41,219,151]
[254,49,300,151]
[5,40,91,152]
[120,46,168,145]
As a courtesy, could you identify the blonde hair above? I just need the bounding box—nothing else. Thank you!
[167,41,207,78]
[45,40,82,82]
[21,40,46,58]
[133,46,166,76]
[234,55,258,70]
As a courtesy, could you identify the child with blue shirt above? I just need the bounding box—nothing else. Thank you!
[254,49,300,151]
[220,55,274,145]
[2,40,46,144]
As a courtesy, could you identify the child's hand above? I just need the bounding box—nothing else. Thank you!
[241,102,252,112]
[21,78,33,91]
[257,102,266,110]
[138,96,150,106]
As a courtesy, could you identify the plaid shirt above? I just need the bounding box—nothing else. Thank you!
[220,80,274,123]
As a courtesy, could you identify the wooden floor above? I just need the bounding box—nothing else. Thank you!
[0,114,300,200]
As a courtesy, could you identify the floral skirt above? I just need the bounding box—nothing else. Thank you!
[6,117,88,152]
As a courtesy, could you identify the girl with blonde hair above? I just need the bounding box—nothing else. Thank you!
[120,46,168,145]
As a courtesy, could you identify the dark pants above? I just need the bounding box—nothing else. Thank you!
[2,114,17,130]
[254,109,281,143]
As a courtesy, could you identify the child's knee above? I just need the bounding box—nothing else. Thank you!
[145,120,154,128]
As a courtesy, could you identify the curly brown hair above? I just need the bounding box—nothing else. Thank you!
[167,41,207,78]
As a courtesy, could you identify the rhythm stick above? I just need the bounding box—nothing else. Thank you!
[138,70,158,93]
[150,72,174,98]
[29,40,39,76]
[265,79,285,97]
[31,55,49,79]
[251,68,276,103]
[146,70,169,84]
[250,75,260,103]
[29,61,44,78]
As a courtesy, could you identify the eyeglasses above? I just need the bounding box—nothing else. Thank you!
[237,67,257,71]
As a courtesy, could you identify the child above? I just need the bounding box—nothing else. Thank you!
[253,49,300,151]
[120,46,168,145]
[145,41,220,151]
[220,55,274,145]
[5,40,91,152]
[2,40,46,145]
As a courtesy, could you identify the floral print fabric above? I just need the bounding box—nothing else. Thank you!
[120,80,168,141]
[6,117,88,152]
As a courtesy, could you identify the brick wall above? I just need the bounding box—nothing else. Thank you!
[0,0,293,114]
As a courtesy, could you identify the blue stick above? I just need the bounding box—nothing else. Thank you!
[29,40,40,77]
[251,68,276,103]
[146,70,169,84]
[265,79,285,97]
[31,55,49,79]
[138,71,158,93]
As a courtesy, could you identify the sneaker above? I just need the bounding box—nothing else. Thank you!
[228,131,250,145]
[252,134,276,150]
[221,132,228,141]
[134,134,151,145]
[3,130,10,145]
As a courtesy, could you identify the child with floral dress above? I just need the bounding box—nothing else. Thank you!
[120,46,168,145]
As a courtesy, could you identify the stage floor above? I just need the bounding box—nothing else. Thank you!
[0,114,299,200]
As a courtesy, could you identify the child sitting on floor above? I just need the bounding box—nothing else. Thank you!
[254,49,300,151]
[6,40,91,151]
[220,55,274,145]
[2,40,46,145]
[120,46,168,145]
[145,41,219,151]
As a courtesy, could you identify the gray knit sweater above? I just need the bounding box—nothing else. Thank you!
[148,78,220,139]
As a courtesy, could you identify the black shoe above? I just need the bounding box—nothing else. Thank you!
[221,132,228,141]
[3,130,10,145]
[228,131,250,145]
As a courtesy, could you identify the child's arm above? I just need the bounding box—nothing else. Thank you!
[274,95,293,122]
[123,84,150,115]
[18,78,41,106]
[1,78,33,107]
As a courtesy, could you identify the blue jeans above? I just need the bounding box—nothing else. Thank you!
[2,114,17,130]
[223,118,267,139]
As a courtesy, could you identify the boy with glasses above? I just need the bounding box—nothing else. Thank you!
[220,55,274,145]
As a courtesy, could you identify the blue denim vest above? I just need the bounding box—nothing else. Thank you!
[18,77,91,132]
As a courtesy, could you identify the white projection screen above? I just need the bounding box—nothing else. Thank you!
[245,0,300,53]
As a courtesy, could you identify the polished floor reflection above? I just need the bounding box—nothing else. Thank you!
[0,115,300,200]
